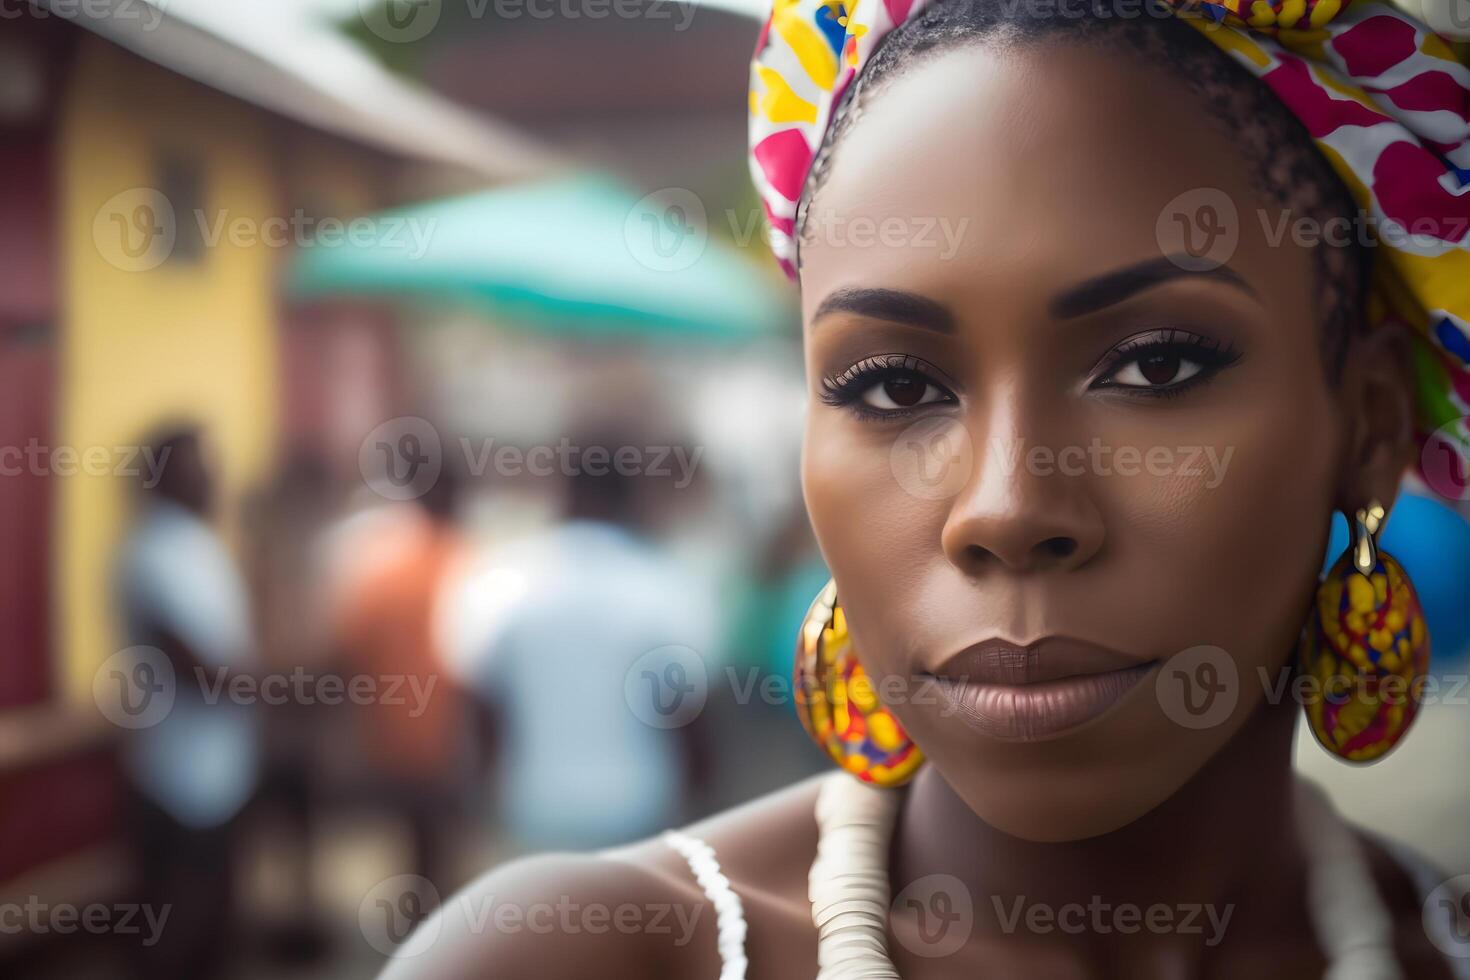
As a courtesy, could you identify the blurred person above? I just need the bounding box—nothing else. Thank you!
[387,0,1470,977]
[113,423,257,979]
[329,464,474,889]
[455,435,719,851]
[239,448,344,963]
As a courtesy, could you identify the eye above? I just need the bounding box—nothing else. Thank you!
[1107,348,1204,388]
[819,354,957,418]
[1091,329,1241,396]
[861,372,950,410]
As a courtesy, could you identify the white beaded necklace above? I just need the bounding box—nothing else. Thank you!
[808,772,1404,980]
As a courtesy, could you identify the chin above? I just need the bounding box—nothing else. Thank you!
[959,765,1197,842]
[914,693,1263,843]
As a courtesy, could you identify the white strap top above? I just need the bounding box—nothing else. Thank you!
[663,829,750,980]
[662,774,1470,979]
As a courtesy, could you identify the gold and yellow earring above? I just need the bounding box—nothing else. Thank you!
[793,580,924,786]
[1299,500,1431,763]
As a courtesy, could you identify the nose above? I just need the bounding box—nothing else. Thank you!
[939,408,1106,575]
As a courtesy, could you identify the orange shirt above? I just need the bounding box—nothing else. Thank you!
[332,506,468,782]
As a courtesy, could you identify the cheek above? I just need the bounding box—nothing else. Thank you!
[1088,376,1338,672]
[801,407,947,650]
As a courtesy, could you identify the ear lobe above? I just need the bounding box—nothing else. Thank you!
[1336,325,1417,513]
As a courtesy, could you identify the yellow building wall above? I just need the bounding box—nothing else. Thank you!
[56,39,282,701]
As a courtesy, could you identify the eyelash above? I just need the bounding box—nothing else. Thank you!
[819,330,1242,420]
[1088,328,1242,399]
[819,353,957,420]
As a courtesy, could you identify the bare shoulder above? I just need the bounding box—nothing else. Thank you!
[378,775,827,980]
[1357,832,1457,980]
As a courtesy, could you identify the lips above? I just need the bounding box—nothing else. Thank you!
[924,638,1158,742]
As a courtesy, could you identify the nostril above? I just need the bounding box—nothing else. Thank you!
[1041,537,1077,560]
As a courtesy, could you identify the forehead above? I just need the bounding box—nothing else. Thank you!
[797,40,1307,324]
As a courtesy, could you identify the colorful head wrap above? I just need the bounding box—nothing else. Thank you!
[748,0,1470,496]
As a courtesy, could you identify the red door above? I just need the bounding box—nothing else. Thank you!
[0,133,57,708]
[0,318,53,708]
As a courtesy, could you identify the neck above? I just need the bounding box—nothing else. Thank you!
[889,696,1314,962]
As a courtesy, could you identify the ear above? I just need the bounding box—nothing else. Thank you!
[1335,325,1417,516]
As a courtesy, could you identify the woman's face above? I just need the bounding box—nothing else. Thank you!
[800,41,1345,841]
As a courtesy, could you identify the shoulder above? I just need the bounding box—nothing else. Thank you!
[378,775,827,980]
[1357,831,1460,979]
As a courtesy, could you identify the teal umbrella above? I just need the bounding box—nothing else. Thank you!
[287,173,792,341]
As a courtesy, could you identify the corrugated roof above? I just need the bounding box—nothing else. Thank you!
[48,0,562,180]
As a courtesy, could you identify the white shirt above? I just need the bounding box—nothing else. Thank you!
[457,521,720,849]
[114,500,258,828]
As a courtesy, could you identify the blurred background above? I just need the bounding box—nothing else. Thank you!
[0,1,1467,978]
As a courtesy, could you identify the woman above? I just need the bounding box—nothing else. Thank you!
[386,0,1470,975]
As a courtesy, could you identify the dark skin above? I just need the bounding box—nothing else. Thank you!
[383,42,1447,979]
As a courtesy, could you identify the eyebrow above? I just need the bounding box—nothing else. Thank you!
[1048,256,1258,319]
[811,287,955,333]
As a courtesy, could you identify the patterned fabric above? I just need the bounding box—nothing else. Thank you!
[794,580,924,785]
[748,0,1470,494]
[1301,549,1429,760]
